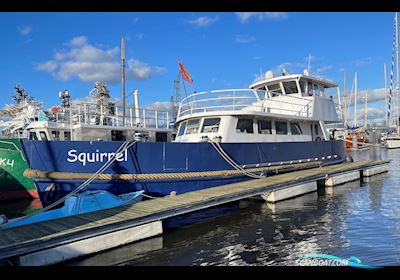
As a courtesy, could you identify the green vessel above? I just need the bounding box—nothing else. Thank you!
[0,138,40,202]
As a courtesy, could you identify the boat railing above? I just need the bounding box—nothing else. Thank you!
[47,104,172,130]
[177,89,314,120]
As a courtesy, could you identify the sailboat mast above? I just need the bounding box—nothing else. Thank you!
[343,70,347,126]
[396,12,399,129]
[354,72,358,127]
[384,63,388,126]
[364,91,368,129]
[121,37,126,127]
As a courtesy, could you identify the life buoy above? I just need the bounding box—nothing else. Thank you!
[315,136,321,141]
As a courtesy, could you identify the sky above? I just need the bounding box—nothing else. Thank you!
[0,12,398,125]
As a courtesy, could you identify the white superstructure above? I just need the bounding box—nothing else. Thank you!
[175,71,342,143]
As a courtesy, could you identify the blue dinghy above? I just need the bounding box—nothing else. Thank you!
[0,190,144,229]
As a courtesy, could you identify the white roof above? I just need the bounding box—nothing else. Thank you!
[249,73,338,89]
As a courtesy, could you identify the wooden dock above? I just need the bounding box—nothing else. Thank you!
[0,160,389,266]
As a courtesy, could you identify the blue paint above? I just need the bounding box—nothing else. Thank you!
[20,140,346,207]
[1,190,144,229]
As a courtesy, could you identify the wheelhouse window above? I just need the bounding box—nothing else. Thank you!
[111,130,126,141]
[51,130,60,141]
[267,83,282,96]
[282,81,299,94]
[275,121,288,135]
[39,131,48,141]
[185,119,201,134]
[178,121,187,136]
[29,131,38,140]
[313,84,322,96]
[236,119,254,133]
[315,124,319,134]
[258,120,272,134]
[290,123,303,135]
[64,131,71,141]
[201,118,221,133]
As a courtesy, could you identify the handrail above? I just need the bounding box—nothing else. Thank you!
[177,88,314,119]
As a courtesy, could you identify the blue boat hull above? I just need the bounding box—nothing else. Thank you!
[20,140,346,207]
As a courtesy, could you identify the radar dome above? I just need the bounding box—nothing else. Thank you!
[265,71,274,79]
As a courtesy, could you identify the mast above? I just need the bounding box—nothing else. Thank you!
[396,12,399,132]
[354,72,358,128]
[121,37,126,127]
[364,91,368,129]
[343,70,347,127]
[384,63,388,127]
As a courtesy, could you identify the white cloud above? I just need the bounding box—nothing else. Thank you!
[36,60,57,72]
[126,59,166,80]
[36,36,166,84]
[68,36,88,47]
[235,34,256,44]
[188,16,219,27]
[18,25,32,36]
[145,101,172,111]
[235,12,288,23]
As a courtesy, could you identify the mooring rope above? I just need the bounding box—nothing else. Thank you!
[208,140,265,179]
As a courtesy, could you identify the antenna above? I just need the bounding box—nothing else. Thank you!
[307,53,312,74]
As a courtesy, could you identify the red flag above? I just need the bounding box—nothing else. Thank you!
[179,63,194,84]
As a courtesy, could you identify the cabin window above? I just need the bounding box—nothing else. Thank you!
[51,131,60,141]
[299,80,306,95]
[185,119,201,134]
[315,124,319,135]
[39,131,48,141]
[29,131,38,140]
[290,123,303,135]
[111,130,126,141]
[201,118,221,133]
[258,120,272,134]
[282,81,298,94]
[267,83,282,96]
[64,131,71,141]
[178,122,187,136]
[156,132,168,142]
[313,84,321,96]
[236,119,254,133]
[275,121,288,135]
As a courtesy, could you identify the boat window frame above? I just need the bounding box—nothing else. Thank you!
[177,121,187,136]
[39,131,48,141]
[282,80,299,95]
[236,118,254,134]
[51,130,61,141]
[64,131,71,141]
[275,121,288,135]
[266,83,283,96]
[185,118,201,135]
[201,117,221,133]
[29,131,38,140]
[290,122,303,135]
[257,119,273,134]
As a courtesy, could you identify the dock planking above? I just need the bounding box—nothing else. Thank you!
[0,160,389,263]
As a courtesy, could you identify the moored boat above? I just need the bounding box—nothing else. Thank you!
[20,70,347,207]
